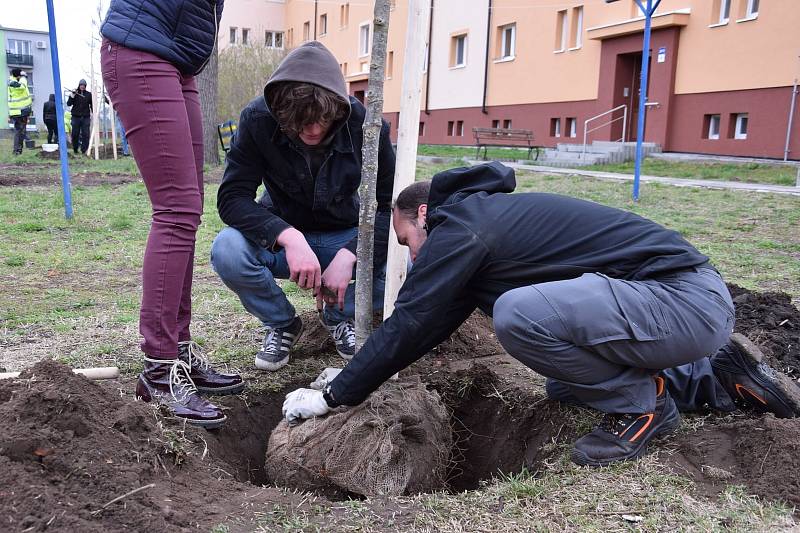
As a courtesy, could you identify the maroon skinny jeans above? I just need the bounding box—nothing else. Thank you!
[101,39,203,358]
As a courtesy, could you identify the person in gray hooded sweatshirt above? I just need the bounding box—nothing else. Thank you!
[212,41,395,370]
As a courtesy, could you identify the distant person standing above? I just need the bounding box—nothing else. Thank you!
[67,79,92,154]
[7,68,32,155]
[100,0,241,429]
[116,115,129,156]
[43,93,58,144]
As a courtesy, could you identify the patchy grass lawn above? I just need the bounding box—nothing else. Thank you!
[419,143,535,161]
[1,159,798,531]
[585,157,799,186]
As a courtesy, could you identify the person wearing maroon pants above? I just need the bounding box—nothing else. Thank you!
[101,0,242,428]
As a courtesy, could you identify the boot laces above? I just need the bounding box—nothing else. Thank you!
[179,340,210,371]
[332,320,355,346]
[169,360,198,404]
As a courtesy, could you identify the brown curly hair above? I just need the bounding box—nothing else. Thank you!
[267,82,349,138]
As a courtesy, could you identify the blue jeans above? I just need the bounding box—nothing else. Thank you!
[211,226,386,328]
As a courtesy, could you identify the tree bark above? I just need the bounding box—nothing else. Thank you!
[197,42,220,166]
[355,0,392,350]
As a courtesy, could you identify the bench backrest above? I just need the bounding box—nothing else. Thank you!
[217,120,238,153]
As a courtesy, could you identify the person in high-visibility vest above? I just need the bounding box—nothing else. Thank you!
[7,68,33,155]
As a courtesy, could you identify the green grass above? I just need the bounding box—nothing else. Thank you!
[1,160,798,531]
[418,143,535,161]
[585,158,799,186]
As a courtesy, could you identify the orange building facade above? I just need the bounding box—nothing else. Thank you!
[228,0,800,159]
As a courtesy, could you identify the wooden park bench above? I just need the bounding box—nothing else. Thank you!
[217,120,238,153]
[473,127,539,161]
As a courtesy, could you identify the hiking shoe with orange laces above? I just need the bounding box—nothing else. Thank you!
[571,376,681,467]
[711,333,800,418]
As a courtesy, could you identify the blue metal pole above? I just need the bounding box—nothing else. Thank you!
[45,0,73,219]
[632,0,653,202]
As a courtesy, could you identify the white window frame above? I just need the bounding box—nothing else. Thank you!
[8,39,32,55]
[572,6,584,49]
[265,31,284,49]
[242,28,250,45]
[568,118,577,138]
[734,113,748,140]
[719,0,732,23]
[555,10,567,52]
[320,14,328,36]
[745,0,759,18]
[452,34,467,68]
[499,24,516,60]
[553,118,561,138]
[708,114,721,140]
[229,27,237,44]
[303,21,310,42]
[359,22,371,57]
[457,120,464,137]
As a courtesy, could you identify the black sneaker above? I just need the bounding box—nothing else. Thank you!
[320,314,356,360]
[571,376,681,467]
[711,333,800,418]
[254,317,304,371]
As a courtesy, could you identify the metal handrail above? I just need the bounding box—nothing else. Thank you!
[582,104,627,159]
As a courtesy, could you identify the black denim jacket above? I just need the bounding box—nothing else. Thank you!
[217,95,395,258]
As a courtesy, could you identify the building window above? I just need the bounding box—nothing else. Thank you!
[265,31,284,48]
[7,39,32,55]
[386,51,394,79]
[360,61,369,73]
[450,33,467,67]
[229,27,237,44]
[456,120,464,136]
[567,117,577,138]
[555,10,567,52]
[705,114,721,139]
[492,119,500,128]
[320,14,328,36]
[498,23,516,60]
[550,118,561,138]
[242,28,250,45]
[303,21,310,41]
[745,0,759,18]
[503,119,512,129]
[734,113,748,139]
[419,122,425,136]
[359,22,371,56]
[570,6,583,49]
[717,0,732,23]
[447,121,455,136]
[341,3,350,28]
[342,62,348,75]
[287,28,294,47]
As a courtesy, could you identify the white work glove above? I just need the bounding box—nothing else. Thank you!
[309,367,342,390]
[282,388,331,425]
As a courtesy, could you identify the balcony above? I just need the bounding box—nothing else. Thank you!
[6,52,34,67]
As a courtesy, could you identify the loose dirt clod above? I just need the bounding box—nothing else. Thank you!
[265,377,452,496]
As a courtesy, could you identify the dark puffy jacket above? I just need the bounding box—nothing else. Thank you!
[329,162,711,407]
[43,95,57,121]
[101,0,224,75]
[217,41,395,258]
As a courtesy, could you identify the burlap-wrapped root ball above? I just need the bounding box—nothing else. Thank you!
[265,377,452,496]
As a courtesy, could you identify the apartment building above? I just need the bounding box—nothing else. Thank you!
[232,0,800,159]
[2,26,55,132]
[219,0,286,50]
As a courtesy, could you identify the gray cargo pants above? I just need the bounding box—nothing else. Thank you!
[493,267,735,414]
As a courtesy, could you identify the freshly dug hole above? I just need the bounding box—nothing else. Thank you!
[265,377,451,496]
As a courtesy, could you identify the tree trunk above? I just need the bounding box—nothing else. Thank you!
[354,0,392,350]
[197,42,220,166]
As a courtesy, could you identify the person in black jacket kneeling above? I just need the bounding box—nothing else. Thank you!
[284,162,800,467]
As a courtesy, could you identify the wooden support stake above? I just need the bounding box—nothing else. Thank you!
[0,366,120,380]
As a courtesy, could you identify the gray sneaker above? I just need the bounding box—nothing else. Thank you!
[255,317,304,371]
[320,315,356,360]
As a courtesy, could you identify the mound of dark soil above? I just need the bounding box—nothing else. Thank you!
[673,415,800,509]
[729,284,800,379]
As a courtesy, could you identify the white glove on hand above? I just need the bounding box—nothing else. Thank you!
[282,388,331,425]
[309,367,342,390]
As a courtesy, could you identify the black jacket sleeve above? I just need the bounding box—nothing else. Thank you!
[328,217,487,406]
[342,120,395,260]
[217,106,291,248]
[66,95,74,107]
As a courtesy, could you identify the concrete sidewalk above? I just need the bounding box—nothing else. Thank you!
[485,161,800,196]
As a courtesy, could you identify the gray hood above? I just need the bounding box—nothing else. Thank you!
[264,41,350,118]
